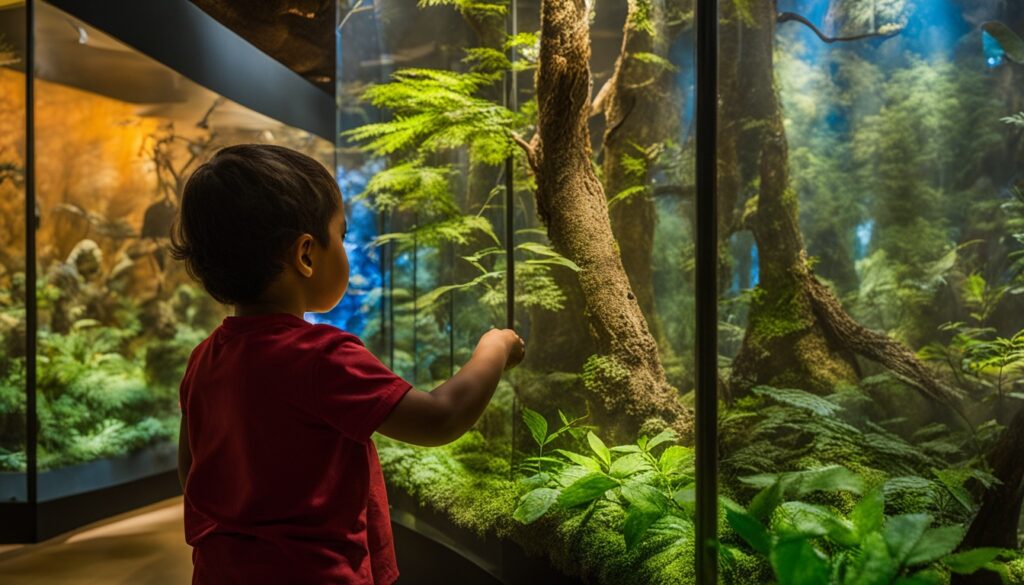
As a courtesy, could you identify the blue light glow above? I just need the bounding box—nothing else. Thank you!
[305,165,384,335]
[983,30,1006,68]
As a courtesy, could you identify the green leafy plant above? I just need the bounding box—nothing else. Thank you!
[724,466,1018,584]
[513,408,694,549]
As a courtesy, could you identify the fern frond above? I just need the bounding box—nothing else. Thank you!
[345,69,515,164]
[374,215,499,250]
[417,0,506,17]
[360,162,457,215]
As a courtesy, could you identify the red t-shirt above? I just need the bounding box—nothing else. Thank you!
[179,313,412,585]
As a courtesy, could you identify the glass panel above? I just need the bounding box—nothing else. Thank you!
[718,1,1024,581]
[31,1,333,501]
[508,0,698,579]
[0,0,27,503]
[337,0,513,565]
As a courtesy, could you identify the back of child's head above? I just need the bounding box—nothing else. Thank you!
[170,144,339,306]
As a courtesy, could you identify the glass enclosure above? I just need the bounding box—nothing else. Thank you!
[340,0,1024,582]
[0,0,333,512]
[0,0,27,504]
[717,1,1024,582]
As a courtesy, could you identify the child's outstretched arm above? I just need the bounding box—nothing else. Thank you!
[377,328,525,447]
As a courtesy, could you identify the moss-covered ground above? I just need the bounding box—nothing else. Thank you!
[376,432,770,585]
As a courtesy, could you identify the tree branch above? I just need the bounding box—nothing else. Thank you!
[512,132,540,174]
[591,76,614,118]
[777,11,901,44]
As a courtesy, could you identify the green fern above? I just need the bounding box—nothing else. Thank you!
[417,0,506,18]
[359,162,457,215]
[344,69,516,165]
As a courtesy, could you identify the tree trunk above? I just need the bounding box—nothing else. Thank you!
[527,0,691,440]
[600,0,680,350]
[726,1,861,394]
[726,1,960,407]
[951,404,1024,585]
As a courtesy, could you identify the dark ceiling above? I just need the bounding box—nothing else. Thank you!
[189,0,334,92]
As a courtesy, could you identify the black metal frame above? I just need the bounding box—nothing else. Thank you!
[2,0,335,544]
[694,0,719,582]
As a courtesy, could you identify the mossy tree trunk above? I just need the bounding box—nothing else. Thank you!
[727,1,861,394]
[727,1,962,408]
[597,0,684,350]
[518,0,691,440]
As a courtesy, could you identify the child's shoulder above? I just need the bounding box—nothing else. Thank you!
[286,323,369,358]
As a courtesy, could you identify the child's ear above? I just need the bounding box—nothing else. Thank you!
[293,234,315,278]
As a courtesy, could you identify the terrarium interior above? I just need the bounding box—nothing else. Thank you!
[0,0,332,503]
[337,0,1024,582]
[0,0,1022,581]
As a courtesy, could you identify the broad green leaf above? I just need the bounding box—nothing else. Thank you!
[557,472,619,508]
[752,385,842,416]
[673,486,695,509]
[623,501,666,549]
[513,488,559,524]
[555,449,603,473]
[726,509,771,556]
[770,536,830,585]
[845,532,899,585]
[610,444,643,453]
[944,548,1013,574]
[904,525,964,567]
[933,468,976,513]
[852,487,885,537]
[659,446,693,475]
[587,432,612,468]
[521,407,548,448]
[620,483,669,512]
[748,481,783,521]
[610,453,651,478]
[519,472,551,490]
[645,429,678,451]
[791,465,864,497]
[884,514,932,565]
[776,502,858,546]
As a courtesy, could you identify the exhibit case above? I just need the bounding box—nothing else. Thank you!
[337,0,1024,583]
[0,0,333,541]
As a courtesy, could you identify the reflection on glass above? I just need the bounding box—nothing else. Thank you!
[717,1,1024,581]
[24,1,332,500]
[0,1,27,503]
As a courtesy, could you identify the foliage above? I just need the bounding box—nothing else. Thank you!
[720,385,990,527]
[344,68,515,165]
[514,408,695,551]
[724,466,1017,584]
[418,0,506,19]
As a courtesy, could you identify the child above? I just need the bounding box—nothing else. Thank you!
[170,144,525,585]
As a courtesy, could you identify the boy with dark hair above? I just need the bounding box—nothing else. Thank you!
[171,144,525,585]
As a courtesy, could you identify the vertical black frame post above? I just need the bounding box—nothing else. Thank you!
[25,0,38,538]
[503,0,517,332]
[694,0,718,582]
[504,0,518,480]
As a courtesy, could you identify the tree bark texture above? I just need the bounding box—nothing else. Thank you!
[726,1,861,395]
[726,1,959,408]
[530,0,690,440]
[600,0,680,350]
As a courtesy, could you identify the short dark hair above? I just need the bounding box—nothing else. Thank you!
[170,144,339,306]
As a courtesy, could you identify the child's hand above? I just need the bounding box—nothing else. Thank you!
[478,328,526,370]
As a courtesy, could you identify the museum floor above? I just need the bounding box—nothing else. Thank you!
[0,498,191,584]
